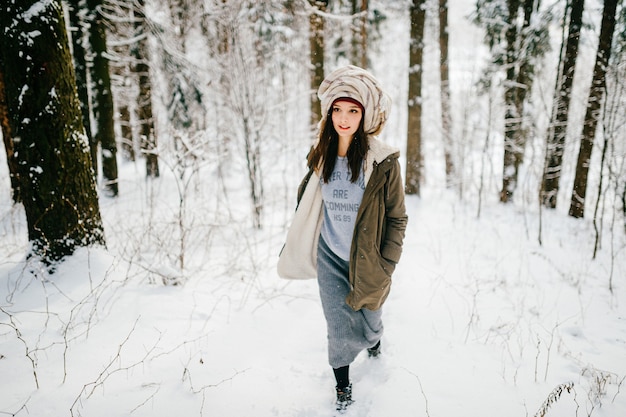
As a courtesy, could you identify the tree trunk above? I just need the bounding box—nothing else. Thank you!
[405,0,426,196]
[500,0,535,202]
[0,0,105,264]
[439,0,454,186]
[360,0,368,68]
[118,103,135,161]
[623,182,626,235]
[0,67,20,203]
[86,0,119,196]
[351,0,368,68]
[569,0,618,218]
[540,0,585,208]
[500,0,521,202]
[67,0,95,173]
[310,0,328,128]
[105,0,136,162]
[133,0,159,177]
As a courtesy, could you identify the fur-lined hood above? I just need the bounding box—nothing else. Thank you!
[362,137,400,186]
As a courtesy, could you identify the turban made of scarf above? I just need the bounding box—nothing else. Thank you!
[317,65,392,136]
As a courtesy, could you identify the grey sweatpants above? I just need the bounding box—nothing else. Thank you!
[317,237,383,368]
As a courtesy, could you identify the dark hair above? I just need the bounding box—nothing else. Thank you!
[307,107,368,183]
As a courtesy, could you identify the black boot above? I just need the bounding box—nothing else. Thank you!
[335,383,353,412]
[367,340,381,358]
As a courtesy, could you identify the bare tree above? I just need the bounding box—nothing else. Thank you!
[133,0,159,177]
[617,5,626,234]
[67,0,96,171]
[540,0,585,208]
[105,0,137,162]
[499,0,524,202]
[473,0,548,203]
[405,0,426,196]
[0,0,105,264]
[158,0,208,179]
[217,1,277,228]
[569,0,619,218]
[499,0,538,203]
[325,0,374,69]
[439,0,454,186]
[86,0,120,196]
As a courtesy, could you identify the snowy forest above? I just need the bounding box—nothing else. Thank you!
[1,0,625,416]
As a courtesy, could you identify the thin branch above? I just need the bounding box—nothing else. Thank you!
[404,368,431,417]
[70,317,161,417]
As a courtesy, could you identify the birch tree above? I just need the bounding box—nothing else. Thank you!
[569,0,619,218]
[540,0,585,208]
[439,0,454,186]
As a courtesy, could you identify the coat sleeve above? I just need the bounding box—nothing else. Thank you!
[381,159,407,264]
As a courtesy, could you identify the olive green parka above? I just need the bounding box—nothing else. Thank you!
[278,138,408,311]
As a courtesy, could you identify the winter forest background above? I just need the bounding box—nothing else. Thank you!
[1,0,625,416]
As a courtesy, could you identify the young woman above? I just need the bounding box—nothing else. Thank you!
[278,65,407,412]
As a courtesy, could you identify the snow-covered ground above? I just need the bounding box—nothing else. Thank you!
[1,184,624,417]
[1,0,625,416]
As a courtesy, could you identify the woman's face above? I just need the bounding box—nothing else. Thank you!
[331,100,363,141]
